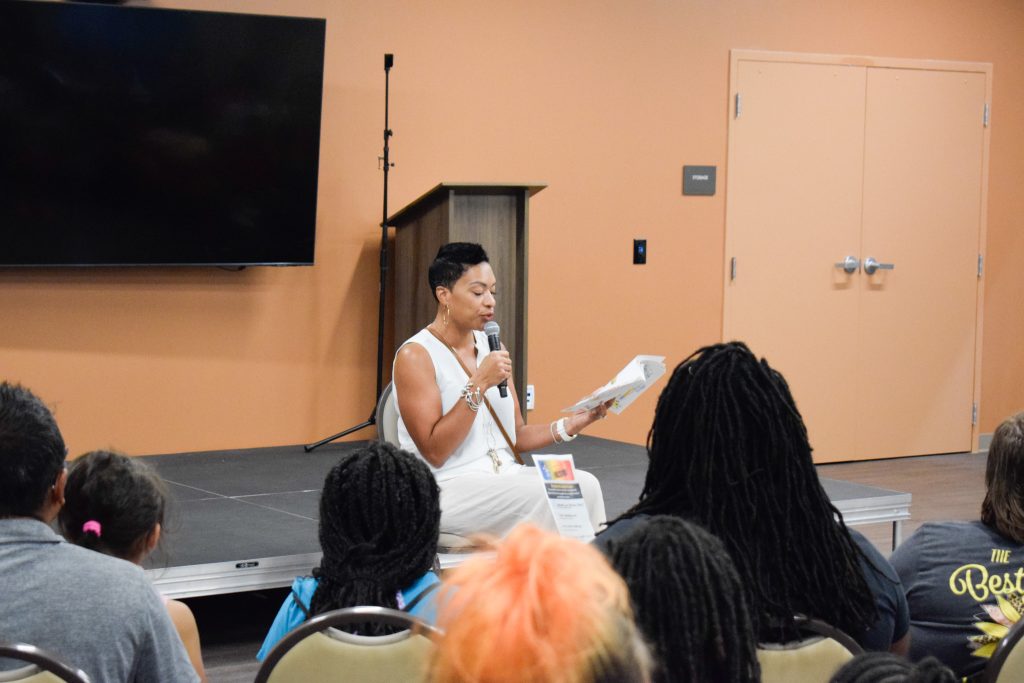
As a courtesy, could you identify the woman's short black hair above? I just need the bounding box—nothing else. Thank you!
[427,242,489,301]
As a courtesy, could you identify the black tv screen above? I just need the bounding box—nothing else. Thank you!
[0,1,325,266]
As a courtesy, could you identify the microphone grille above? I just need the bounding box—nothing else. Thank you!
[483,321,500,337]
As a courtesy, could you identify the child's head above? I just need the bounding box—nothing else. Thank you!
[310,441,441,627]
[430,524,651,683]
[59,450,167,562]
[607,516,759,683]
[830,653,956,683]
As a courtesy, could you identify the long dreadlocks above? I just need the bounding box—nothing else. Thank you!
[830,653,957,683]
[309,441,440,634]
[616,341,877,642]
[607,515,760,683]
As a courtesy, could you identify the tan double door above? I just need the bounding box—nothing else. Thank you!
[723,51,990,462]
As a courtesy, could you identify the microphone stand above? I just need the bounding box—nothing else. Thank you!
[305,53,394,452]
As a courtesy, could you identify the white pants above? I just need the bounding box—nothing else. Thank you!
[437,464,606,538]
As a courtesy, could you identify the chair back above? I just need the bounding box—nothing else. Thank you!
[756,616,862,683]
[986,619,1024,683]
[0,644,90,683]
[376,383,400,446]
[254,606,441,683]
[375,381,483,564]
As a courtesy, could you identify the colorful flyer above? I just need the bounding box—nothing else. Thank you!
[532,454,595,543]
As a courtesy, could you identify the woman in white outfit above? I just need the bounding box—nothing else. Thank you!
[392,242,609,538]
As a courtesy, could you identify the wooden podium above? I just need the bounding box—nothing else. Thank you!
[389,183,545,406]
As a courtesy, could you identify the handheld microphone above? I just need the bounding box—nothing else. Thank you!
[483,321,508,398]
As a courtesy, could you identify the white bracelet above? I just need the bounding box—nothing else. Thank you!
[555,418,576,442]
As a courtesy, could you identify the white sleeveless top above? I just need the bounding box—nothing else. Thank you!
[394,328,517,482]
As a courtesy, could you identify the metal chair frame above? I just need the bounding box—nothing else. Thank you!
[985,618,1024,683]
[254,605,442,683]
[0,643,90,683]
[787,615,864,655]
[375,382,400,446]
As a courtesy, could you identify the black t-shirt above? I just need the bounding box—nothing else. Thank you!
[595,514,909,652]
[890,520,1024,678]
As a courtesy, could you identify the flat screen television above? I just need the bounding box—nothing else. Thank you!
[0,0,325,267]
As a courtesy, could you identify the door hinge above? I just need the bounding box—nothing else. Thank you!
[983,103,990,128]
[972,403,978,425]
[735,93,742,119]
[978,253,984,278]
[730,256,737,281]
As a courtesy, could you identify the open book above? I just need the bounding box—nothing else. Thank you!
[562,355,667,415]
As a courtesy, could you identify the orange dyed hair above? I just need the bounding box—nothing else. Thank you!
[429,524,650,683]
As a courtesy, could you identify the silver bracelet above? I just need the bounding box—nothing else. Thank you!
[461,382,482,412]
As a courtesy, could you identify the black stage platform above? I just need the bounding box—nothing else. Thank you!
[142,436,911,598]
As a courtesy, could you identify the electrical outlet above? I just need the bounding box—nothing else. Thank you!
[526,384,535,411]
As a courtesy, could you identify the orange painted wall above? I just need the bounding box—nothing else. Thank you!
[2,0,1022,457]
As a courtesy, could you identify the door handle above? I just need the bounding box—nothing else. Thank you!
[834,256,860,274]
[863,257,895,275]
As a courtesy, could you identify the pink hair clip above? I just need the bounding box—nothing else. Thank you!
[82,520,102,538]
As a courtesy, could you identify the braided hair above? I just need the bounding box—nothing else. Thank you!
[607,515,759,683]
[830,653,957,683]
[59,450,167,561]
[617,341,877,642]
[309,441,440,634]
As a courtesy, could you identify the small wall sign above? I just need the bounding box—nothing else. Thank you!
[683,165,716,196]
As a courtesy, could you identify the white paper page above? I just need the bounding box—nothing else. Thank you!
[607,355,667,414]
[562,355,666,414]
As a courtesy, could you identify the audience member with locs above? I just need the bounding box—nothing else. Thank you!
[595,342,910,653]
[58,450,206,681]
[605,515,761,683]
[257,441,443,660]
[429,524,652,683]
[890,411,1024,678]
[830,652,957,683]
[0,381,198,682]
[393,242,611,538]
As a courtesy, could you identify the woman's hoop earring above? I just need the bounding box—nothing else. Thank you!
[443,305,450,328]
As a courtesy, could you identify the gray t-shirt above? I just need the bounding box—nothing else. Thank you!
[890,520,1024,679]
[0,518,199,682]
